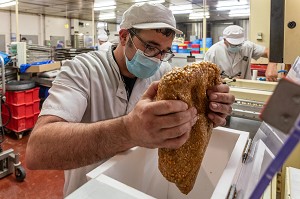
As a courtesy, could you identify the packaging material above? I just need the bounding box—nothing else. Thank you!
[25,61,61,73]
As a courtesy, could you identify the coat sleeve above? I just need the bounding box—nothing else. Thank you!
[40,58,90,123]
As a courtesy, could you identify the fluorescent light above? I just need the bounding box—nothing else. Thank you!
[170,4,196,15]
[99,16,116,20]
[229,9,250,14]
[229,13,250,17]
[0,1,16,7]
[217,0,248,7]
[94,1,115,7]
[169,4,192,11]
[189,16,210,19]
[99,13,116,20]
[217,5,249,11]
[189,13,210,19]
[97,22,107,28]
[172,10,193,14]
[0,0,12,3]
[94,5,116,11]
[134,0,165,3]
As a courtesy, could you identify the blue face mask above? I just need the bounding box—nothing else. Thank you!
[227,46,241,54]
[125,49,162,79]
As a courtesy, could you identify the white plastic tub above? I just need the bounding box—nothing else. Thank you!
[77,127,249,199]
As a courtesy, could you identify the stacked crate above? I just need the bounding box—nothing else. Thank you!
[2,87,40,132]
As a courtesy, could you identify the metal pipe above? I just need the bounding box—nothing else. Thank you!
[202,0,207,54]
[15,0,19,41]
[0,57,6,95]
[92,4,95,46]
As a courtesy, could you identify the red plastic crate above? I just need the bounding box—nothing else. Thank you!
[2,112,39,132]
[251,64,268,76]
[5,87,40,105]
[2,100,40,118]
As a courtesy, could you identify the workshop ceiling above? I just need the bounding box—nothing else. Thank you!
[0,0,250,23]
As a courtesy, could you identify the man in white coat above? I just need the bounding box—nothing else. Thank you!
[204,25,278,81]
[97,33,112,51]
[26,3,235,197]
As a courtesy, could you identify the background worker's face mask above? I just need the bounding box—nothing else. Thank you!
[125,36,162,79]
[227,46,241,53]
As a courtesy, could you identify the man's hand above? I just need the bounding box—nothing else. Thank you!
[207,84,235,127]
[265,62,278,82]
[123,81,198,149]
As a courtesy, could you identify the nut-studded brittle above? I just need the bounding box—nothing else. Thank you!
[156,62,221,194]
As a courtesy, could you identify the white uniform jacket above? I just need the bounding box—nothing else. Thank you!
[204,40,265,79]
[40,46,172,197]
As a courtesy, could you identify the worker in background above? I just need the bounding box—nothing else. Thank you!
[26,3,235,197]
[21,37,27,42]
[97,33,112,51]
[204,25,278,81]
[56,40,64,49]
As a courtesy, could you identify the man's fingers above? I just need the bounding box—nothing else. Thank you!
[207,84,235,104]
[208,92,235,104]
[266,76,278,82]
[147,100,189,115]
[153,107,197,128]
[209,102,232,115]
[141,81,160,100]
[158,114,198,139]
[207,84,230,93]
[208,112,227,127]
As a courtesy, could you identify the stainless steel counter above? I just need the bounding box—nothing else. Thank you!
[226,116,262,138]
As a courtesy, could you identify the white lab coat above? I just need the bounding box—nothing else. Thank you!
[204,40,265,79]
[97,41,113,51]
[40,45,172,197]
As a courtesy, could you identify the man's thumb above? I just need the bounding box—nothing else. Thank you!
[141,81,160,100]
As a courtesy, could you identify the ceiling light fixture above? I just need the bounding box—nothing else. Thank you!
[229,13,250,17]
[169,4,192,11]
[216,5,249,11]
[189,12,210,19]
[134,0,165,4]
[217,0,248,7]
[99,13,116,20]
[169,4,193,15]
[172,10,193,14]
[94,1,116,8]
[229,9,250,15]
[94,5,116,11]
[0,0,16,7]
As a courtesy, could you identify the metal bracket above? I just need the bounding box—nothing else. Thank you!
[260,78,300,134]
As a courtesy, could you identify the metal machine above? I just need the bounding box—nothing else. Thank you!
[0,56,26,181]
[225,78,278,121]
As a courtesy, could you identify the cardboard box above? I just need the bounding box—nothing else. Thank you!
[25,62,61,73]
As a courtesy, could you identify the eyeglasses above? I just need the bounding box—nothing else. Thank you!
[129,30,174,62]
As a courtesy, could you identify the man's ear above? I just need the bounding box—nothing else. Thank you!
[223,39,228,46]
[119,29,129,46]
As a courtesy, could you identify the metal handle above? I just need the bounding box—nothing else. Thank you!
[0,56,5,95]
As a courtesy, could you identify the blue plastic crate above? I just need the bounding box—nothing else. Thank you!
[171,44,178,53]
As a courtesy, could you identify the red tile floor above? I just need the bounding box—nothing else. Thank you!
[0,131,64,199]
